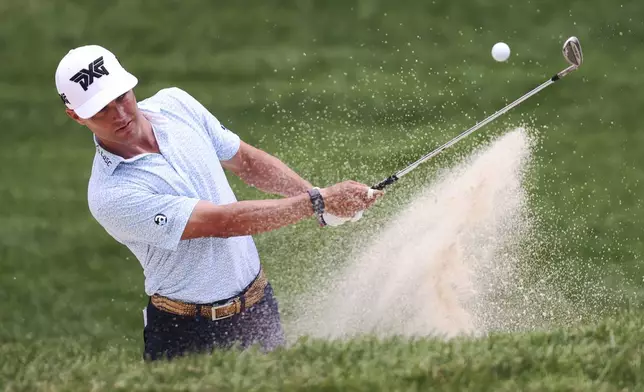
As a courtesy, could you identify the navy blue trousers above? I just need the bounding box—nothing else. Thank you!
[143,283,285,361]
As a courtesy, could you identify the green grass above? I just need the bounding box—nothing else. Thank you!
[2,0,644,390]
[3,311,643,391]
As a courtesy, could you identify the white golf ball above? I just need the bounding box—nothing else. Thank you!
[491,42,511,62]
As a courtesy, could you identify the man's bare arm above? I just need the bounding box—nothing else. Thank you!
[181,194,314,240]
[221,141,313,197]
[180,181,385,240]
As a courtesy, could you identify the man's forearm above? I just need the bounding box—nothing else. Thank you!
[182,194,315,240]
[235,145,313,197]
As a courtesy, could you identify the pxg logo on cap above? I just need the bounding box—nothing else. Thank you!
[55,45,138,119]
[70,56,110,91]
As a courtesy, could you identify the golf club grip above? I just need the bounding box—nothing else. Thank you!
[371,175,399,190]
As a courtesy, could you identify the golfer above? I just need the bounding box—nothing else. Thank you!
[55,45,383,361]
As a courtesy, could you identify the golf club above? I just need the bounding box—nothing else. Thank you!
[371,36,583,191]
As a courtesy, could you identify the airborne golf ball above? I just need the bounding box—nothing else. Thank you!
[491,42,511,62]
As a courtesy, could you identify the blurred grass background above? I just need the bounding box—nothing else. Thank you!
[1,0,644,389]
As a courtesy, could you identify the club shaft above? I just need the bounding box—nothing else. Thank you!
[372,65,577,190]
[397,78,553,178]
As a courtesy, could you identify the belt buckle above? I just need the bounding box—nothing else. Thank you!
[210,300,236,321]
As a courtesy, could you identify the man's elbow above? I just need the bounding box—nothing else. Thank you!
[221,141,253,175]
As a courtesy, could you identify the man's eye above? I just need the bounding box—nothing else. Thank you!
[117,93,127,101]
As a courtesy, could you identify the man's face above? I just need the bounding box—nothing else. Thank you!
[66,90,139,143]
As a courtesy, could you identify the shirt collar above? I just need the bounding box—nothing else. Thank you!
[93,134,123,175]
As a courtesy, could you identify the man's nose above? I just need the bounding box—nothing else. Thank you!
[108,101,127,119]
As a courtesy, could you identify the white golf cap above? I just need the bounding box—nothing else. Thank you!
[55,45,138,119]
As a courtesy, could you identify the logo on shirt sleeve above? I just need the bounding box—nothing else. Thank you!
[154,214,168,226]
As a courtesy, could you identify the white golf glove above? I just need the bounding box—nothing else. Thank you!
[323,210,363,226]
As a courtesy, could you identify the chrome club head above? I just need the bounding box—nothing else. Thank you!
[563,36,583,67]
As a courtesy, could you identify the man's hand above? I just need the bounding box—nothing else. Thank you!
[320,181,384,218]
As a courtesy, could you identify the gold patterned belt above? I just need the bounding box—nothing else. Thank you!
[150,268,267,320]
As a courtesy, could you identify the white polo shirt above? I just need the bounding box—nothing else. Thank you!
[87,87,261,304]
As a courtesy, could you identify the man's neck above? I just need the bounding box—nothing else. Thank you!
[97,115,160,159]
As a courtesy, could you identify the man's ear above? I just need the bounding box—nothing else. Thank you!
[65,109,86,126]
